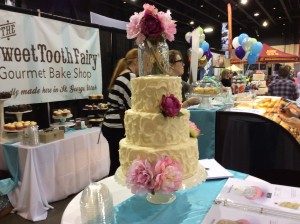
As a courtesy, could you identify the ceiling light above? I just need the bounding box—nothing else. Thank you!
[217,14,220,17]
[254,12,259,17]
[204,27,213,33]
[273,7,276,10]
[190,21,194,25]
[240,0,248,5]
[123,1,126,3]
[201,4,203,7]
[283,23,285,26]
[262,21,268,27]
[278,16,281,19]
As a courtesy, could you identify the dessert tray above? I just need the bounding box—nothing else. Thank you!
[114,163,207,191]
[52,114,73,125]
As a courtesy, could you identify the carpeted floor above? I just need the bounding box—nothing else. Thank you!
[0,193,76,224]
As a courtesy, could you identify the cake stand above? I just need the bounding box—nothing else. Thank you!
[114,162,207,191]
[51,114,75,129]
[6,110,32,122]
[190,93,218,110]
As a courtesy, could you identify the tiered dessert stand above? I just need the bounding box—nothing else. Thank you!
[51,114,75,128]
[0,99,8,142]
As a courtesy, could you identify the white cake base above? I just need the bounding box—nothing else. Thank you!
[114,162,207,191]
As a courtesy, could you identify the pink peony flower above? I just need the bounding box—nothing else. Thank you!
[126,159,155,195]
[140,11,164,39]
[157,10,177,42]
[189,121,201,137]
[160,94,181,117]
[126,4,177,45]
[154,157,183,194]
[143,3,158,14]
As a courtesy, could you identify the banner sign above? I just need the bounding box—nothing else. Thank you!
[221,22,229,51]
[0,9,102,106]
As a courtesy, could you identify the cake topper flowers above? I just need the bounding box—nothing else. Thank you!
[126,156,183,196]
[160,94,182,117]
[126,3,177,45]
[126,3,177,76]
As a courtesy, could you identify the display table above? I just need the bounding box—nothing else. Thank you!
[188,105,225,159]
[61,165,263,224]
[0,127,110,221]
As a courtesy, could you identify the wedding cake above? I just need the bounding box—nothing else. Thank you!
[117,76,206,185]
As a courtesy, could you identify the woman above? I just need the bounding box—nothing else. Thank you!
[169,50,200,108]
[102,48,139,176]
[220,69,232,87]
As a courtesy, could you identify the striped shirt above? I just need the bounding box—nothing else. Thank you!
[103,72,137,128]
[268,78,298,100]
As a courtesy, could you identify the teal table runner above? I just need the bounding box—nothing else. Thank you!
[189,106,225,159]
[115,170,247,224]
[0,143,19,195]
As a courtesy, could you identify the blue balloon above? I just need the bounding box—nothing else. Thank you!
[200,41,209,52]
[238,33,248,45]
[247,52,259,65]
[251,41,263,55]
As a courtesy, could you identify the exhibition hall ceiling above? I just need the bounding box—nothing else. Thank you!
[88,0,299,45]
[19,0,300,48]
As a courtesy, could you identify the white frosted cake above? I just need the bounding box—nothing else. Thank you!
[117,76,206,185]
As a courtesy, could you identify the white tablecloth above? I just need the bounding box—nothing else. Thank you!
[0,127,110,221]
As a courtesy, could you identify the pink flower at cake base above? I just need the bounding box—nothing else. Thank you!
[160,94,181,117]
[154,156,183,194]
[126,159,155,196]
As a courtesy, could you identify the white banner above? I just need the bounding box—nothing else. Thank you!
[0,9,102,106]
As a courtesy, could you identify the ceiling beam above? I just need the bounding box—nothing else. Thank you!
[253,0,276,25]
[226,0,263,28]
[203,0,246,28]
[279,0,293,23]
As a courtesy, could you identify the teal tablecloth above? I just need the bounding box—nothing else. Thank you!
[189,106,225,159]
[115,170,247,224]
[0,143,19,195]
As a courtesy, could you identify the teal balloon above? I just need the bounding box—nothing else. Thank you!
[247,52,259,65]
[238,33,248,45]
[201,41,209,52]
[251,42,263,55]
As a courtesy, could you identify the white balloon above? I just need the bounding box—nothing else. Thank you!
[199,33,205,43]
[198,48,204,58]
[232,36,240,49]
[185,32,192,43]
[243,51,250,60]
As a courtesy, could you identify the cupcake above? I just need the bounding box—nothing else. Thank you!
[16,122,23,130]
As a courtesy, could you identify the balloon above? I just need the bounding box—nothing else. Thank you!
[251,41,263,55]
[199,33,205,44]
[251,38,257,43]
[185,32,192,43]
[198,48,204,58]
[238,33,248,45]
[242,37,253,52]
[198,55,207,68]
[204,49,212,60]
[199,27,204,34]
[235,46,246,59]
[243,51,250,60]
[200,41,209,52]
[247,52,259,65]
[232,36,240,49]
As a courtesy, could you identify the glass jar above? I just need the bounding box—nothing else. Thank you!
[138,39,169,76]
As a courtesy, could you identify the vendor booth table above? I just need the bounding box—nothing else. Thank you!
[61,166,263,224]
[0,127,110,221]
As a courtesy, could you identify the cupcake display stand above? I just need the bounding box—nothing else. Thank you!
[1,105,33,142]
[51,114,75,128]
